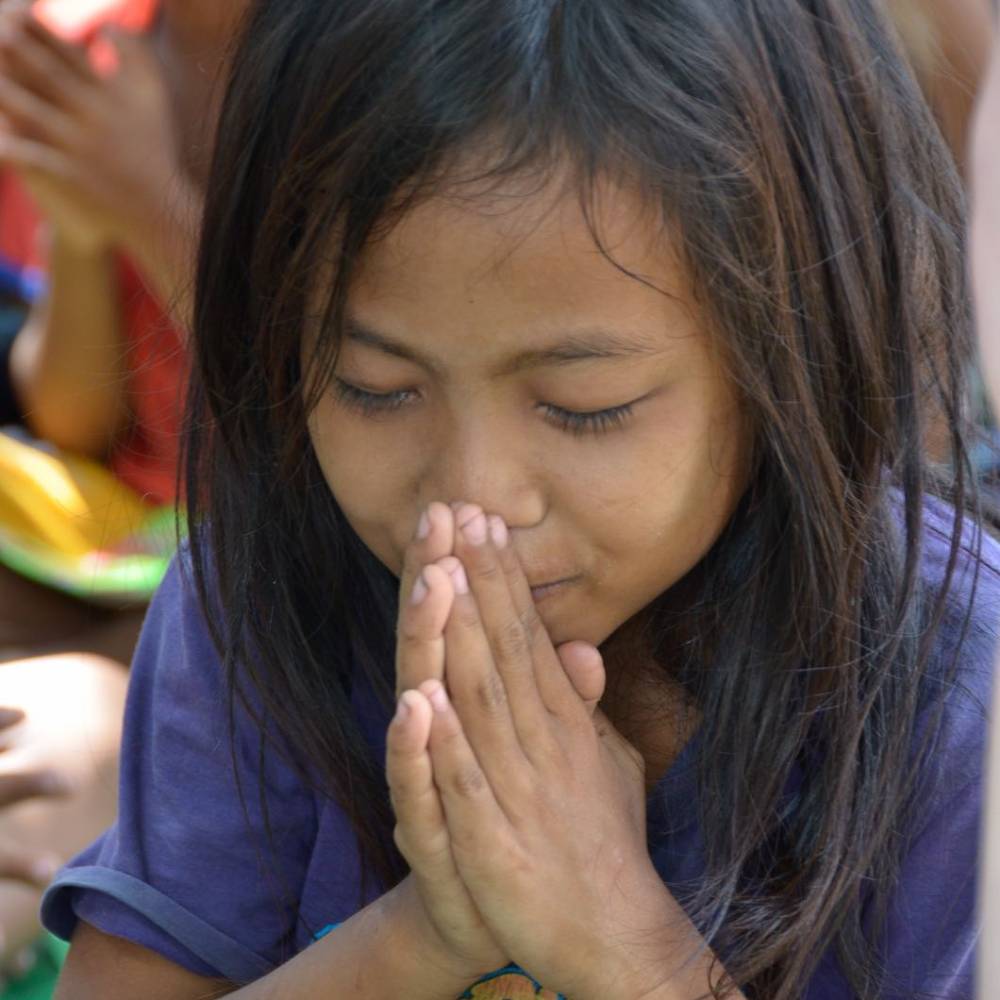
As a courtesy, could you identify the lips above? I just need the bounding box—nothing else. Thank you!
[528,575,582,601]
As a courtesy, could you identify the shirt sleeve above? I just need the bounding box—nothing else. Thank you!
[872,564,997,999]
[41,554,320,984]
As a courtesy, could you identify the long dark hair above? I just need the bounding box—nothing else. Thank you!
[184,2,980,996]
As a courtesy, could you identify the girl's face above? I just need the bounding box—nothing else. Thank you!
[308,180,750,647]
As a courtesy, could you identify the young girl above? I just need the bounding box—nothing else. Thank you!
[41,1,999,997]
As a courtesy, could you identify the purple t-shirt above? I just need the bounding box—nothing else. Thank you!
[42,504,999,998]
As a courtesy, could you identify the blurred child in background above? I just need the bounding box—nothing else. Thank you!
[0,0,243,984]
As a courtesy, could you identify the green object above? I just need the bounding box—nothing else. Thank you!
[0,502,177,606]
[0,935,68,1000]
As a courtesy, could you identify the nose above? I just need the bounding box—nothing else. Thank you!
[425,413,545,528]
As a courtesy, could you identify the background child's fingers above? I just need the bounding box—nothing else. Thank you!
[0,134,71,189]
[24,12,97,81]
[0,77,72,146]
[0,21,90,112]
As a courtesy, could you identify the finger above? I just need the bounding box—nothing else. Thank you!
[555,641,606,715]
[0,129,73,182]
[452,505,548,732]
[0,708,23,732]
[422,680,508,842]
[0,77,73,145]
[440,555,535,779]
[398,501,454,608]
[386,690,457,873]
[395,502,456,694]
[494,523,579,715]
[386,690,440,844]
[395,559,459,697]
[0,842,60,888]
[590,707,646,780]
[0,768,70,808]
[22,12,97,82]
[0,18,93,111]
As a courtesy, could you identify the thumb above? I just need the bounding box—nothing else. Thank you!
[555,641,606,715]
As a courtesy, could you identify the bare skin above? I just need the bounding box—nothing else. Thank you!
[888,0,995,176]
[0,655,126,973]
[969,23,1000,998]
[0,0,244,973]
[56,176,748,996]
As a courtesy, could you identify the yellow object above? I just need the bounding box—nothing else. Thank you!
[0,431,152,557]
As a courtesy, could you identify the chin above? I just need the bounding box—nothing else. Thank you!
[538,602,617,650]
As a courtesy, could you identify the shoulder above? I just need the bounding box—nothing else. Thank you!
[919,497,998,700]
[913,496,998,794]
[42,547,326,980]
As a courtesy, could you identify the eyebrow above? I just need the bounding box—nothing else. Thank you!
[343,316,662,376]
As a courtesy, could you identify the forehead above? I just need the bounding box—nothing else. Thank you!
[347,176,701,365]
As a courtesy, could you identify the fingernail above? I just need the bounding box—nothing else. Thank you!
[416,510,430,540]
[488,515,508,549]
[426,682,449,713]
[410,571,429,605]
[449,562,469,595]
[394,695,410,723]
[462,513,488,546]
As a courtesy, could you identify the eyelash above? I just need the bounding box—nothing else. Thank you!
[331,379,637,437]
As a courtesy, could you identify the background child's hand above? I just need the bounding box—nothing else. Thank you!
[0,8,179,252]
[415,505,681,1000]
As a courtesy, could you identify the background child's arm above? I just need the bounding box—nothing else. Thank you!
[56,879,489,1000]
[9,232,127,457]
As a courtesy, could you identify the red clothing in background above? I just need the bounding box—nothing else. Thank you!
[0,0,184,505]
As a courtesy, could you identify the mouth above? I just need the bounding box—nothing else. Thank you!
[529,575,582,603]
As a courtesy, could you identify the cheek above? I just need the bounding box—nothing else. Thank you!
[307,399,416,573]
[575,395,748,604]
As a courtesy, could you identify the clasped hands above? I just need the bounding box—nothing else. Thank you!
[0,2,180,253]
[386,502,682,1000]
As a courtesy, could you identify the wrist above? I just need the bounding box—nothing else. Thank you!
[50,222,113,257]
[578,878,729,1000]
[388,876,495,992]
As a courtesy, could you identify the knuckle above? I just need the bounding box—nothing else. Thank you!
[392,824,414,860]
[494,618,529,663]
[453,600,481,631]
[518,606,543,641]
[473,671,508,717]
[451,763,487,799]
[468,557,503,584]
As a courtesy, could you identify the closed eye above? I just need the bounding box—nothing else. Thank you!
[333,377,645,437]
[331,378,418,415]
[539,401,637,436]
